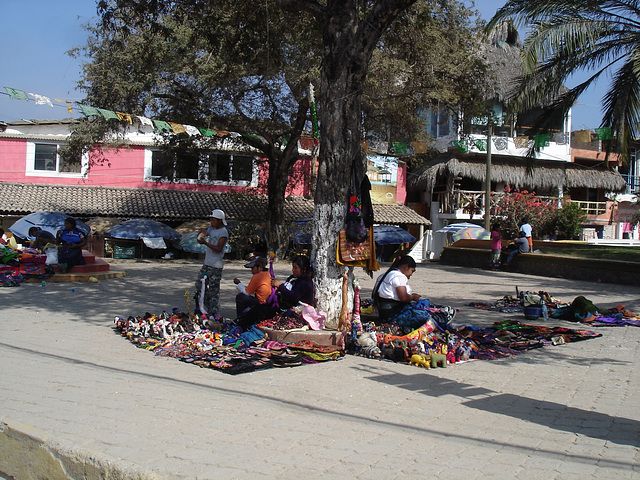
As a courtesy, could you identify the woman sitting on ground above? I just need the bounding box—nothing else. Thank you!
[236,255,314,330]
[372,255,431,333]
[56,217,88,273]
[271,254,314,309]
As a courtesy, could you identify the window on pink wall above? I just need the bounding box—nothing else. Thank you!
[26,142,86,177]
[148,149,256,185]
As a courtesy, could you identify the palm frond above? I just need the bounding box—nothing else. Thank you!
[487,0,640,163]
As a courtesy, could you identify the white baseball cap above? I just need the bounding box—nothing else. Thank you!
[210,209,227,226]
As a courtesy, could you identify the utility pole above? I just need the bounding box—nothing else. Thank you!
[484,123,492,231]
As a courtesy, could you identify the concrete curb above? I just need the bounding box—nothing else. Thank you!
[0,420,159,480]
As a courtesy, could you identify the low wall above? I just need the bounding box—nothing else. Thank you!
[0,420,157,480]
[439,241,640,286]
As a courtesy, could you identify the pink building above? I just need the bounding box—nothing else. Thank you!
[0,119,315,197]
[0,119,411,200]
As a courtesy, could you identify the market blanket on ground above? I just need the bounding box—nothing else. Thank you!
[468,291,640,327]
[114,303,602,374]
[114,311,344,375]
[348,316,601,366]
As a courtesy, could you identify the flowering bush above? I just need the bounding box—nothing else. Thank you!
[492,187,558,239]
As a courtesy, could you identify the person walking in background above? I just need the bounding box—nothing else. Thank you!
[195,209,228,315]
[520,217,533,250]
[490,223,502,270]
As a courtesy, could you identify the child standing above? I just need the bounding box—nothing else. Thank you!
[490,224,502,270]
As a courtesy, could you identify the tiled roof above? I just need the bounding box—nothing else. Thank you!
[0,182,429,226]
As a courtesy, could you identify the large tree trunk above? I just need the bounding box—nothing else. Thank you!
[313,3,368,328]
[311,0,417,327]
[261,98,310,256]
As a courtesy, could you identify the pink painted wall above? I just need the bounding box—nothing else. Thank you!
[1,138,29,183]
[0,137,312,195]
[396,163,407,203]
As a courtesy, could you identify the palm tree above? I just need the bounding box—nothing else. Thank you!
[487,0,640,161]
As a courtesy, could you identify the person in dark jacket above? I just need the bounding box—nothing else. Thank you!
[28,227,56,252]
[271,255,313,308]
[503,231,530,266]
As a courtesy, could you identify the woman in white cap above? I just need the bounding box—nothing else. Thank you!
[195,209,228,315]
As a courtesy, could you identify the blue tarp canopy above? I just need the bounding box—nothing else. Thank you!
[373,225,415,245]
[105,218,181,241]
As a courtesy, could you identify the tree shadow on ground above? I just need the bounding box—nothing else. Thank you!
[353,362,640,448]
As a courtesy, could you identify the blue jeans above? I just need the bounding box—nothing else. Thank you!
[505,249,520,265]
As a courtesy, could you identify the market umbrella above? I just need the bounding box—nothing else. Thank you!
[373,225,415,245]
[178,231,208,253]
[291,218,313,245]
[105,219,182,241]
[9,211,90,240]
[451,226,490,243]
[436,222,481,234]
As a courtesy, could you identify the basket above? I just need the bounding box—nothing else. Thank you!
[523,305,542,320]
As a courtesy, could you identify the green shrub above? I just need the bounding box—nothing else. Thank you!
[555,202,587,239]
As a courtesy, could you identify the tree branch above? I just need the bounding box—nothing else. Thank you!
[276,0,324,20]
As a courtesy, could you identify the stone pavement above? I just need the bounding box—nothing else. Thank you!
[1,259,639,479]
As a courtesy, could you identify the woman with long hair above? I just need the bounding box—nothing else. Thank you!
[272,254,313,308]
[372,255,430,333]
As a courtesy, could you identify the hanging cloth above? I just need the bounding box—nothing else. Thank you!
[345,161,368,243]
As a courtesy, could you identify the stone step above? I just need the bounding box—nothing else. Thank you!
[52,250,110,274]
[65,257,111,273]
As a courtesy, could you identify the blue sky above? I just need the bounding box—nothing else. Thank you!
[0,0,605,129]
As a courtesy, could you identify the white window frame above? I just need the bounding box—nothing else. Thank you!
[143,148,259,187]
[25,141,88,178]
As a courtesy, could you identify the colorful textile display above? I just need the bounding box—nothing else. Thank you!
[114,309,344,375]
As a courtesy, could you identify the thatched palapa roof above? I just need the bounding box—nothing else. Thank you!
[479,21,568,105]
[408,154,628,194]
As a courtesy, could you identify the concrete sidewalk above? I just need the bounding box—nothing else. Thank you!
[1,259,639,479]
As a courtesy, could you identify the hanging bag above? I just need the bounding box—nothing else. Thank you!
[345,163,368,243]
[338,229,371,262]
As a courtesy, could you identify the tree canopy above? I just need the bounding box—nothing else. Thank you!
[73,0,488,322]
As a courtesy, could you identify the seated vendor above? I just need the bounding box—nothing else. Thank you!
[235,255,314,331]
[372,255,431,333]
[28,227,56,252]
[3,230,19,250]
[56,217,88,273]
[233,256,271,316]
[271,254,314,308]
